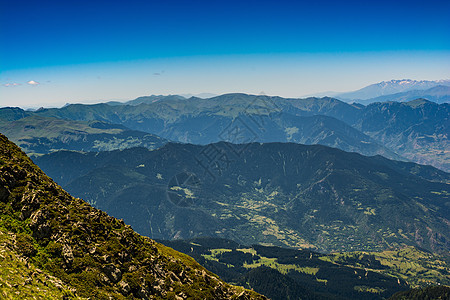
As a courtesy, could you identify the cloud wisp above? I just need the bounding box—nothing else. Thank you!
[27,80,40,86]
[3,83,21,87]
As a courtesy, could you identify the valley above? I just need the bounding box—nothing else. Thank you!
[159,237,450,300]
[33,142,449,254]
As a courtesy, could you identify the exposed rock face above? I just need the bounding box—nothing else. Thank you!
[0,133,266,299]
[103,264,122,283]
[118,280,131,295]
[61,244,74,266]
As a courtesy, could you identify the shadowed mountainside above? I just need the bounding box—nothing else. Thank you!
[34,142,450,254]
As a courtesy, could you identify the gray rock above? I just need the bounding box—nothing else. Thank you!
[62,244,74,265]
[103,264,122,284]
[118,280,131,296]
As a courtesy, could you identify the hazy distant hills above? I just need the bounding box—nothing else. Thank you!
[354,99,450,171]
[1,92,449,171]
[31,93,450,171]
[34,142,450,254]
[0,106,32,121]
[121,95,186,106]
[336,79,450,101]
[0,114,167,154]
[355,85,450,105]
[0,95,398,160]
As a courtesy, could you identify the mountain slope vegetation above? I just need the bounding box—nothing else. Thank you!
[0,115,167,155]
[159,237,449,300]
[389,286,450,300]
[0,134,264,299]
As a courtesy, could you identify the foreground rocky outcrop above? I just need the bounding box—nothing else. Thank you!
[0,133,265,299]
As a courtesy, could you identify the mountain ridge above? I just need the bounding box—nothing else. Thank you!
[336,79,450,101]
[33,141,450,254]
[2,93,448,171]
[355,85,450,105]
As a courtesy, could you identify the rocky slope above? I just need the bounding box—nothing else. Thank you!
[0,133,264,299]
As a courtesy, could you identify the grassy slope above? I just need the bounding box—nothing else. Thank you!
[388,285,450,300]
[0,133,264,299]
[0,229,85,299]
[0,115,166,155]
[323,247,449,288]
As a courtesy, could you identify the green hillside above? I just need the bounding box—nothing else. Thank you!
[159,237,449,300]
[0,134,264,299]
[389,285,450,300]
[0,115,166,155]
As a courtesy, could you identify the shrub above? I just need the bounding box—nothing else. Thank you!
[15,233,37,257]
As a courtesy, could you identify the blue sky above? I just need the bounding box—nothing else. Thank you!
[1,0,449,107]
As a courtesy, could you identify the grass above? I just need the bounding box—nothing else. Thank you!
[0,229,83,300]
[326,247,450,288]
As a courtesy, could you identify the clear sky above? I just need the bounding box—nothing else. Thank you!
[1,0,449,108]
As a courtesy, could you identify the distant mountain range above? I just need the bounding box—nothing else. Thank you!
[357,85,450,105]
[1,93,448,171]
[112,79,450,105]
[180,93,218,99]
[0,95,399,160]
[106,94,218,106]
[34,142,450,254]
[353,99,449,171]
[336,79,450,101]
[107,95,187,106]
